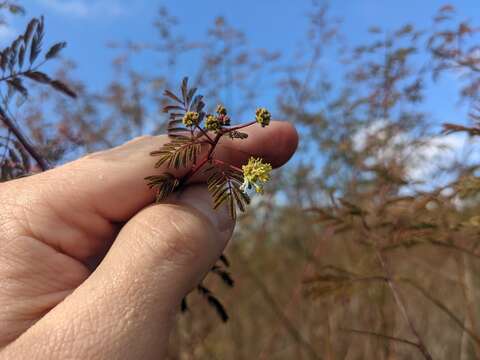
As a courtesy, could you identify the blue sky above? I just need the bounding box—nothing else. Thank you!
[0,0,480,186]
[4,0,475,125]
[3,0,480,178]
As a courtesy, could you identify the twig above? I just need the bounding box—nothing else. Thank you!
[403,278,480,346]
[457,253,480,359]
[361,216,433,360]
[0,129,11,165]
[223,120,256,133]
[238,253,322,360]
[257,226,335,360]
[177,132,222,187]
[382,239,480,260]
[0,60,47,84]
[373,247,433,360]
[342,328,419,349]
[0,106,49,171]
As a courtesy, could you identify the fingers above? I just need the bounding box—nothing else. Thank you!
[67,121,298,221]
[0,121,298,357]
[12,121,297,222]
[2,121,297,261]
[2,185,233,360]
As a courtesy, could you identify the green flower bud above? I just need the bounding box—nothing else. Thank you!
[218,114,231,126]
[205,114,222,131]
[216,104,228,116]
[255,108,271,127]
[182,111,200,127]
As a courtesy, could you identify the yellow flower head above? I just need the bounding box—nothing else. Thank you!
[255,108,271,127]
[182,111,200,127]
[205,114,222,131]
[241,157,272,194]
[216,104,228,116]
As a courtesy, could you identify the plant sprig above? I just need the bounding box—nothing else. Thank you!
[0,15,77,180]
[0,16,76,99]
[146,77,273,220]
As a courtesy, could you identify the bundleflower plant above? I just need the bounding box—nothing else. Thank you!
[240,157,272,194]
[145,77,273,220]
[145,77,274,321]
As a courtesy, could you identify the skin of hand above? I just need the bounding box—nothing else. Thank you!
[0,121,298,359]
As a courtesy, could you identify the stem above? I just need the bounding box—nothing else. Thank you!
[223,120,257,133]
[343,328,420,349]
[238,253,322,360]
[361,216,433,360]
[212,158,243,173]
[0,107,49,171]
[0,61,47,83]
[0,129,11,165]
[178,133,222,187]
[373,248,433,360]
[195,125,214,143]
[177,120,258,187]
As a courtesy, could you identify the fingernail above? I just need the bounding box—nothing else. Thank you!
[169,185,235,245]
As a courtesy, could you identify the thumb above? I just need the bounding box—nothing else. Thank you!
[3,185,234,360]
[99,184,235,309]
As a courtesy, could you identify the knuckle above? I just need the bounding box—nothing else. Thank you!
[133,205,216,265]
[81,135,166,162]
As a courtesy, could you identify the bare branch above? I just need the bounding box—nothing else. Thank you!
[0,107,49,171]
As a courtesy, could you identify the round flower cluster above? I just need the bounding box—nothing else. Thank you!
[240,157,272,194]
[205,104,231,131]
[205,114,222,131]
[255,108,271,127]
[182,111,200,127]
[216,104,227,116]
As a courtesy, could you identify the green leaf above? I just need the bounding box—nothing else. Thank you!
[24,71,51,84]
[150,136,204,169]
[163,105,184,113]
[145,173,180,202]
[190,95,205,113]
[45,42,66,60]
[163,89,183,105]
[24,18,39,44]
[8,77,28,97]
[181,77,189,105]
[0,48,9,72]
[229,131,249,139]
[211,267,234,287]
[186,87,197,107]
[29,17,44,65]
[18,44,25,68]
[206,166,249,220]
[50,80,77,98]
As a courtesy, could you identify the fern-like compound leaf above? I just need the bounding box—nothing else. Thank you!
[150,136,205,169]
[144,173,180,201]
[205,165,250,220]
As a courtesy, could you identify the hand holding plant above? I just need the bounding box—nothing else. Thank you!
[146,77,276,219]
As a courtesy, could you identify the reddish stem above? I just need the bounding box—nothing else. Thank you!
[222,120,257,133]
[177,133,221,186]
[195,125,214,143]
[212,159,243,173]
[177,120,255,186]
[0,107,49,171]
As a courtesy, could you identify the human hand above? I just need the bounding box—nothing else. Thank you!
[0,121,297,359]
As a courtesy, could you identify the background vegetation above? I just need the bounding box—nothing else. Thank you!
[1,1,480,359]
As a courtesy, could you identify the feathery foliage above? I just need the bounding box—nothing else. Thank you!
[0,15,77,180]
[146,77,273,220]
[146,78,274,322]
